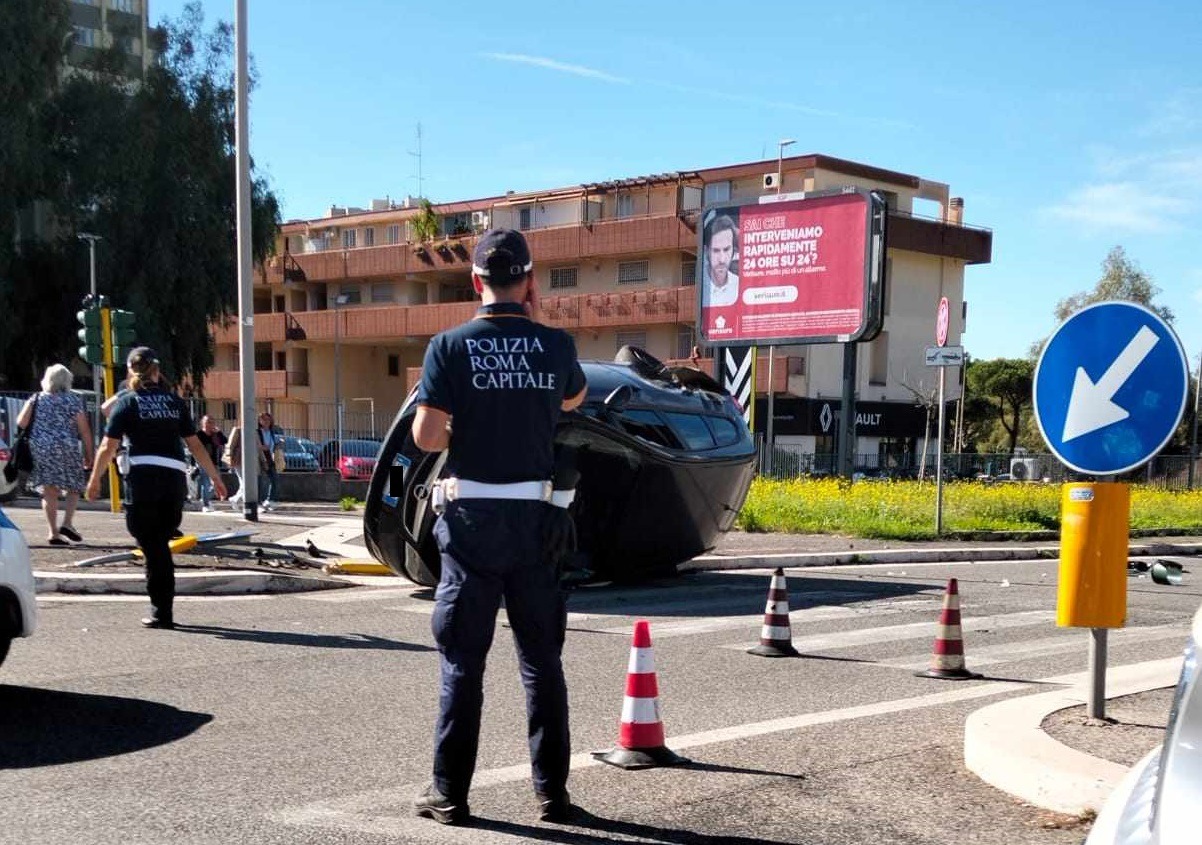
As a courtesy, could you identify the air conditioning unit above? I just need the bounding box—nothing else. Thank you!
[1009,457,1044,482]
[471,210,490,229]
[762,173,779,190]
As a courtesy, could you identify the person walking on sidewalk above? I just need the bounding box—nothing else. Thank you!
[410,229,587,826]
[85,348,226,629]
[195,416,226,512]
[256,412,284,511]
[224,421,243,508]
[17,364,94,545]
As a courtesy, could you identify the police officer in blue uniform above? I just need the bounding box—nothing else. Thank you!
[411,229,587,826]
[86,348,227,628]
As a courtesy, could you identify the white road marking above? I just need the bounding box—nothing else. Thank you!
[276,659,1174,838]
[719,609,1055,652]
[881,625,1183,671]
[37,594,273,603]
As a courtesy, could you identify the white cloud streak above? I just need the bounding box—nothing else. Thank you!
[1042,148,1202,235]
[482,53,629,84]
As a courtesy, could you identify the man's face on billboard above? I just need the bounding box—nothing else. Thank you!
[708,228,735,286]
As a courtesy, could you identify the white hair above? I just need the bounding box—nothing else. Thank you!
[41,364,74,394]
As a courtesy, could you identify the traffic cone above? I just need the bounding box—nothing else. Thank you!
[748,568,800,657]
[916,578,981,680]
[592,620,690,770]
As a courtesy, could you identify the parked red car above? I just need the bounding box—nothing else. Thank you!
[320,439,380,480]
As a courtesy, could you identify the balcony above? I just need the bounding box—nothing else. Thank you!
[265,213,698,285]
[212,287,699,348]
[887,211,992,265]
[202,368,287,399]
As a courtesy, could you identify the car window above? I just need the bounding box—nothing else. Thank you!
[343,441,379,457]
[615,409,680,448]
[705,415,741,447]
[663,412,716,451]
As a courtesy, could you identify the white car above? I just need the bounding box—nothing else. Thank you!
[0,503,37,668]
[1087,604,1201,844]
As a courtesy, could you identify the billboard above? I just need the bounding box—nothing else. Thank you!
[697,188,886,347]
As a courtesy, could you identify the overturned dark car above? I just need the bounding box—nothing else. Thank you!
[363,348,757,586]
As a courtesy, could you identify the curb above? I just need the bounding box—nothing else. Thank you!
[34,569,353,596]
[963,657,1183,815]
[684,541,1202,572]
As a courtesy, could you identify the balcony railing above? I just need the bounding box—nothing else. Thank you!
[202,369,287,399]
[212,287,699,347]
[265,213,697,285]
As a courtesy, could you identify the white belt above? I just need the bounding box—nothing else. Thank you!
[435,478,575,510]
[128,455,188,473]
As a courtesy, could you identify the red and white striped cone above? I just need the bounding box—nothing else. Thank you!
[592,620,689,770]
[748,568,800,657]
[916,578,981,680]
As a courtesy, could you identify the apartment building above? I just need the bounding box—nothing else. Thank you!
[205,153,992,461]
[67,0,159,81]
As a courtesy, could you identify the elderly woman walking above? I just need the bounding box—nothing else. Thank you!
[17,364,94,545]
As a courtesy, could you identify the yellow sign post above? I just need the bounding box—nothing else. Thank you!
[99,307,120,514]
[1057,481,1129,719]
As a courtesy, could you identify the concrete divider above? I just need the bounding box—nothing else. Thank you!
[35,569,353,595]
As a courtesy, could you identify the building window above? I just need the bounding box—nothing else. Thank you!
[339,286,362,305]
[518,207,532,231]
[110,0,136,12]
[371,283,394,303]
[869,331,888,385]
[616,193,635,218]
[385,224,400,244]
[222,401,237,420]
[550,267,578,289]
[616,330,647,351]
[675,325,696,360]
[253,343,272,371]
[387,354,400,377]
[74,27,100,47]
[703,181,731,205]
[617,260,649,285]
[681,260,696,286]
[363,227,375,247]
[341,229,356,249]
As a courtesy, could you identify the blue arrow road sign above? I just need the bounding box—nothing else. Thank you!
[1034,301,1188,476]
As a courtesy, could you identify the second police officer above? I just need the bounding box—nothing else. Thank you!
[411,229,587,826]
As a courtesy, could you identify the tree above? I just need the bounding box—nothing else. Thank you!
[965,358,1034,454]
[0,2,280,387]
[0,0,71,385]
[410,199,439,243]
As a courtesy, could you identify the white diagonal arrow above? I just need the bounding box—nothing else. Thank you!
[1061,325,1159,442]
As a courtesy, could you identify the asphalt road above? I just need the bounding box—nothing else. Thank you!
[3,558,1199,845]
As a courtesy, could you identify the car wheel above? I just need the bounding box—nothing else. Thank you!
[0,636,10,668]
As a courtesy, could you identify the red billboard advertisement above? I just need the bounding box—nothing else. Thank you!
[697,189,885,347]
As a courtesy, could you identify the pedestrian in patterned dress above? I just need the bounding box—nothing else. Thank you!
[16,364,94,545]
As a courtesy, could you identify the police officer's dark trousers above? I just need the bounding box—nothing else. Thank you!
[125,466,185,623]
[431,499,569,802]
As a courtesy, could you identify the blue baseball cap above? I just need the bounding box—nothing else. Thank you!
[472,228,533,285]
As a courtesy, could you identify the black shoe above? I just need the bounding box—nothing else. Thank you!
[536,791,576,823]
[414,784,468,825]
[141,617,175,630]
[59,526,83,543]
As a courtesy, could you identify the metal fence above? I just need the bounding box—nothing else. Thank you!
[756,442,1202,491]
[0,391,399,472]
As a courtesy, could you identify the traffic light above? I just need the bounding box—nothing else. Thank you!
[77,303,105,365]
[109,309,136,365]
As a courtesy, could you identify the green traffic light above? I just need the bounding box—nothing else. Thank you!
[76,306,105,365]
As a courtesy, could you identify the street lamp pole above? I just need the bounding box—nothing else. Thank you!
[334,293,349,448]
[765,138,794,474]
[234,0,258,520]
[78,233,102,443]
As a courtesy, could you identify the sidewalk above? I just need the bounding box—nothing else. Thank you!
[965,658,1181,815]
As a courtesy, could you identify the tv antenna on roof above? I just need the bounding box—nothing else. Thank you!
[408,122,424,199]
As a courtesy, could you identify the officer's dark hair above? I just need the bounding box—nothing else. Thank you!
[706,214,738,250]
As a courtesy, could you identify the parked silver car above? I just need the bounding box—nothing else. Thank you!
[1087,603,1201,844]
[0,504,37,668]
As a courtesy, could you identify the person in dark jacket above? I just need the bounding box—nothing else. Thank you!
[86,348,226,628]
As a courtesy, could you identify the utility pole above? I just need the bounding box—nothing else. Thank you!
[409,122,424,199]
[234,0,257,520]
[77,233,102,443]
[765,138,794,475]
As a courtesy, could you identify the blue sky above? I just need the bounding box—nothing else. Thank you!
[154,0,1202,365]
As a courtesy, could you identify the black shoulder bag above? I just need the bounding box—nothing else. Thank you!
[10,395,38,476]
